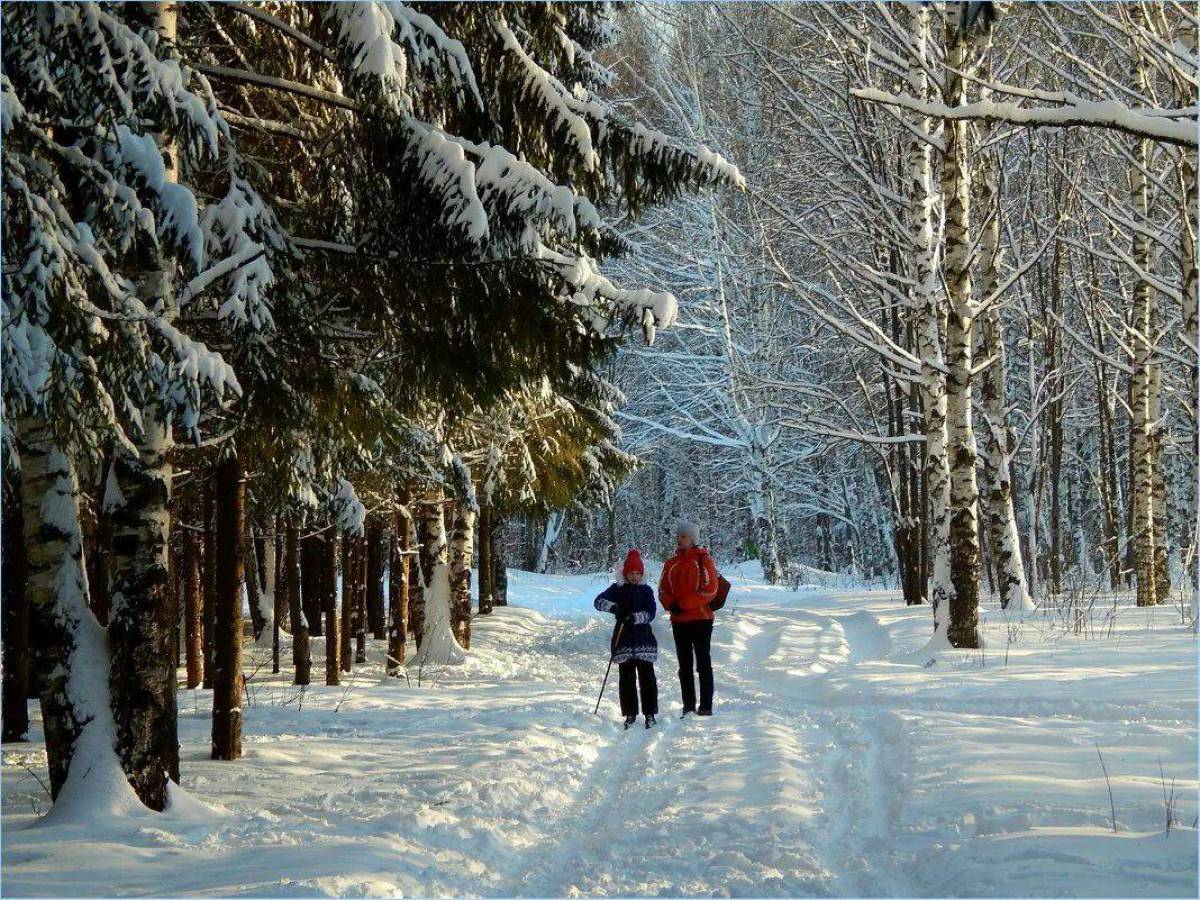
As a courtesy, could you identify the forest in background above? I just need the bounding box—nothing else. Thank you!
[2,0,1197,823]
[541,3,1198,629]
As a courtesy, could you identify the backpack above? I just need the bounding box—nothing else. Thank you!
[709,573,732,611]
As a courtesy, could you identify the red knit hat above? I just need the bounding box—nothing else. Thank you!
[622,548,644,578]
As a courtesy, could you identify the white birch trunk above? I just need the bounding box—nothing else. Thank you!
[535,510,564,574]
[413,511,464,667]
[939,3,983,648]
[904,4,954,645]
[16,420,140,816]
[1130,53,1159,607]
[748,443,783,584]
[448,502,476,650]
[973,35,1033,615]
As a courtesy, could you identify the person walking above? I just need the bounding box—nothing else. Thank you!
[659,522,718,717]
[593,549,659,729]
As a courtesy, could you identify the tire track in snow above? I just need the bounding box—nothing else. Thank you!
[717,601,917,896]
[500,716,678,897]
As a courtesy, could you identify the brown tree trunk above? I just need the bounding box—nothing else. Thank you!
[324,534,340,686]
[286,523,310,684]
[211,455,244,761]
[184,530,203,689]
[491,514,508,607]
[244,524,266,641]
[478,506,494,615]
[2,474,29,742]
[406,514,423,639]
[271,528,283,674]
[355,533,367,664]
[388,512,409,674]
[301,533,323,638]
[340,535,354,674]
[202,484,215,689]
[367,519,385,639]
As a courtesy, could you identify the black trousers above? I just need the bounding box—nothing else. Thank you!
[617,660,658,717]
[672,620,714,711]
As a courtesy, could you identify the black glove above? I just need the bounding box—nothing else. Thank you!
[669,604,682,615]
[622,613,636,627]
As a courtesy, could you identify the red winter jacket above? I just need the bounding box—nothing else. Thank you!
[659,547,718,623]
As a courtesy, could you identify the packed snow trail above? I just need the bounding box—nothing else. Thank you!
[2,564,1197,897]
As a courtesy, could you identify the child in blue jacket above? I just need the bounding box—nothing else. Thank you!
[594,549,658,729]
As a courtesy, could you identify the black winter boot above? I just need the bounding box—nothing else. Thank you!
[645,715,656,729]
[623,715,637,729]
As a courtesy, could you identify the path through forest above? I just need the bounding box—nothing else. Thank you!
[2,565,1197,897]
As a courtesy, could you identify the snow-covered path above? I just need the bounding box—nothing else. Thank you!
[3,566,1197,897]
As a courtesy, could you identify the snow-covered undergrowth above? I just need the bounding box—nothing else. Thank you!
[3,566,1196,897]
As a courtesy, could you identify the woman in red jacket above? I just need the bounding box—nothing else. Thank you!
[658,521,718,716]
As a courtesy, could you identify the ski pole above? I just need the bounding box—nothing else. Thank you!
[593,619,625,715]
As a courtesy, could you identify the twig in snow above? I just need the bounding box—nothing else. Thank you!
[1095,743,1118,833]
[1159,757,1179,835]
[17,761,51,799]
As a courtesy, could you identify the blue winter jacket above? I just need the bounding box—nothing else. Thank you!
[594,582,658,664]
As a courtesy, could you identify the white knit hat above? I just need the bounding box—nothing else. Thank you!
[676,521,700,544]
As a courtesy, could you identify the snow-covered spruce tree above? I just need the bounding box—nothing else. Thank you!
[1,1,280,808]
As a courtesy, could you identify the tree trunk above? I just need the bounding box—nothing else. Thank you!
[340,535,354,674]
[211,454,244,761]
[415,495,447,648]
[17,421,101,800]
[979,313,1033,611]
[106,411,178,806]
[366,519,385,639]
[2,474,30,742]
[301,532,323,638]
[355,533,367,664]
[184,529,203,689]
[1149,344,1171,600]
[1130,108,1159,606]
[1174,15,1198,618]
[535,510,564,574]
[939,4,982,648]
[478,505,493,615]
[449,502,476,650]
[904,4,954,632]
[407,514,423,638]
[748,446,783,584]
[324,534,340,686]
[286,523,310,683]
[244,524,266,641]
[492,514,508,606]
[202,484,215,688]
[974,120,1033,613]
[412,506,463,667]
[269,530,282,674]
[86,456,113,626]
[1090,295,1123,592]
[388,510,410,674]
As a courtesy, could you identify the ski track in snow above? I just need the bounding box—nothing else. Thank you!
[2,565,1197,897]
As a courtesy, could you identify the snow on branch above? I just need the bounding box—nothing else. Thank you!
[850,87,1198,147]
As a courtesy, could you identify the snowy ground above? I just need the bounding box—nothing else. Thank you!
[3,564,1197,897]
